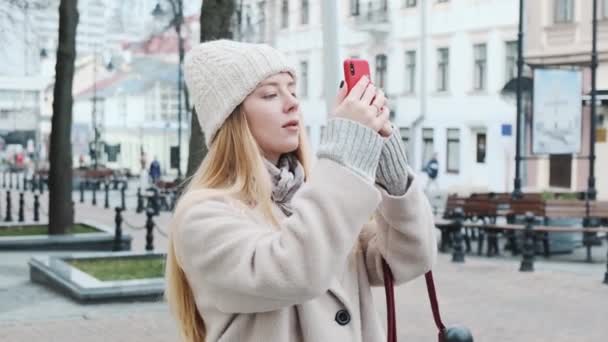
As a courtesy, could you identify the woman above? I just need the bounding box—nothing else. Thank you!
[166,39,437,342]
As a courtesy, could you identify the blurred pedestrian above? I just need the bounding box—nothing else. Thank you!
[424,152,440,194]
[149,157,161,184]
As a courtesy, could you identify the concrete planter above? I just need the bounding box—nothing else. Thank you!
[0,220,131,251]
[29,251,165,302]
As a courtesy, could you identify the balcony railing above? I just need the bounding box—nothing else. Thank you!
[352,1,391,33]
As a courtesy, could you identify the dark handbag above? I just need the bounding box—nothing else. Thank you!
[381,259,473,342]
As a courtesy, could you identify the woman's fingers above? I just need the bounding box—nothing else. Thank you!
[371,89,387,110]
[346,76,371,101]
[374,106,390,132]
[378,119,393,138]
[361,83,376,105]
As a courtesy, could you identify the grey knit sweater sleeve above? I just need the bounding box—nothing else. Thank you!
[376,126,410,196]
[317,118,384,183]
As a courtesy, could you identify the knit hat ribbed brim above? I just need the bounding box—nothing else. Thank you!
[184,39,296,147]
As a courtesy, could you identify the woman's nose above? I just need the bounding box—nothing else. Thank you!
[284,94,299,113]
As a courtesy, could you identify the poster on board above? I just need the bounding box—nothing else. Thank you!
[532,69,582,154]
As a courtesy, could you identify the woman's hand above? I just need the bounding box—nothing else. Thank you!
[333,77,392,138]
[371,89,393,138]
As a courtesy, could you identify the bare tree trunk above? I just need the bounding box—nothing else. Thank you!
[48,0,78,235]
[186,0,236,178]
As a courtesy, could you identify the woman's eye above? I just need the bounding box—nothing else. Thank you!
[263,94,277,99]
[291,93,297,98]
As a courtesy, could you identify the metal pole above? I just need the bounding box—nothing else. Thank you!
[588,0,598,201]
[513,0,524,199]
[176,0,184,180]
[92,50,98,170]
[321,0,340,115]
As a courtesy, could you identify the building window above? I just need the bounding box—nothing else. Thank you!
[603,0,608,19]
[400,127,410,158]
[300,61,309,98]
[437,47,449,92]
[350,0,360,16]
[281,0,289,28]
[505,41,518,82]
[301,0,309,25]
[375,54,388,89]
[381,0,389,11]
[422,128,434,166]
[446,128,460,173]
[405,50,416,93]
[405,0,417,8]
[554,0,574,23]
[320,125,326,141]
[476,133,486,163]
[159,84,178,122]
[473,43,487,91]
[437,0,449,3]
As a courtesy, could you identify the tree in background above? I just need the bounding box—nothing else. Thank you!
[48,0,78,234]
[185,0,237,178]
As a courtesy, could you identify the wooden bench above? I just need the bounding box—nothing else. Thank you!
[438,192,608,262]
[443,195,466,219]
[590,201,608,220]
[544,199,587,220]
[467,220,608,261]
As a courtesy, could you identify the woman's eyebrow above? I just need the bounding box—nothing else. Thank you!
[259,81,296,87]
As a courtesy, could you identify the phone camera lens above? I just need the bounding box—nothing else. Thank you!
[350,63,355,76]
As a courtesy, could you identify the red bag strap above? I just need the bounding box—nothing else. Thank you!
[382,259,446,342]
[381,259,397,342]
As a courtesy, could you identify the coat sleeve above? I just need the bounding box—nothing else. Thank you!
[359,168,438,286]
[173,159,382,314]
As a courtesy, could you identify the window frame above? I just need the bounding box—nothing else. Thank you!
[281,0,289,29]
[505,41,518,82]
[476,133,486,164]
[554,0,574,24]
[422,128,435,166]
[301,0,310,25]
[405,50,416,94]
[375,54,388,89]
[473,43,487,91]
[436,47,449,92]
[446,128,460,173]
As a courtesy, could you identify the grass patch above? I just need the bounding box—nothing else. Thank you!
[541,191,580,201]
[66,256,166,281]
[0,224,99,237]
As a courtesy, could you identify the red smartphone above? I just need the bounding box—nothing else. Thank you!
[343,58,371,93]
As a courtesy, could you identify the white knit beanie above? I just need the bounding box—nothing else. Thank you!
[184,39,296,147]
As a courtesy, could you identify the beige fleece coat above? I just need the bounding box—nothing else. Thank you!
[172,158,437,342]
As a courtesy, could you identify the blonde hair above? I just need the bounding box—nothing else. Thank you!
[165,107,312,342]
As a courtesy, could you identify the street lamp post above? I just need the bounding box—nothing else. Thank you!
[152,0,185,181]
[90,48,114,170]
[91,50,100,170]
[587,0,599,201]
[512,0,524,199]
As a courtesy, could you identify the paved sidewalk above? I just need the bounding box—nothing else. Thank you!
[1,191,607,341]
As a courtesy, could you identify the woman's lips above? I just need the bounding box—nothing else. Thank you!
[283,120,299,131]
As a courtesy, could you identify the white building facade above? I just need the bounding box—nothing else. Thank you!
[239,0,520,193]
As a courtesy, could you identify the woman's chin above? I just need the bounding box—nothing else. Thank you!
[278,141,300,155]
